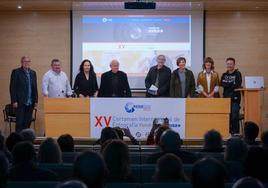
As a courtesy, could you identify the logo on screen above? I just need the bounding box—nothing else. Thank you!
[124,102,151,113]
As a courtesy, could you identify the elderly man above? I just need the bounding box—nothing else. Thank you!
[10,56,38,132]
[98,59,131,97]
[42,59,72,98]
[145,54,171,97]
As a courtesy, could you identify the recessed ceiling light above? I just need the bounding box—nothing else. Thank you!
[256,6,260,9]
[17,5,22,9]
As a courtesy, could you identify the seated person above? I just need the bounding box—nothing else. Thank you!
[74,151,107,188]
[56,180,87,188]
[95,127,119,146]
[153,153,188,182]
[243,121,259,146]
[146,118,169,145]
[232,177,264,188]
[20,128,36,143]
[244,146,268,183]
[224,137,248,182]
[0,151,8,188]
[57,134,74,152]
[261,130,268,148]
[191,157,226,188]
[113,127,139,145]
[38,137,62,164]
[146,130,197,164]
[201,129,224,152]
[8,141,58,181]
[102,140,134,182]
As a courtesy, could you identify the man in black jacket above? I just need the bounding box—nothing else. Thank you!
[145,55,171,97]
[221,57,242,134]
[98,59,131,97]
[9,56,38,132]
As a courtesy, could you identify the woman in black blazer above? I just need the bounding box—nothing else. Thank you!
[73,59,98,97]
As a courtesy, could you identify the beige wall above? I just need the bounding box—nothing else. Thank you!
[0,10,267,136]
[205,11,268,131]
[0,11,70,135]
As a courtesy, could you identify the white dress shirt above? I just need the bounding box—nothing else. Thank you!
[42,70,72,98]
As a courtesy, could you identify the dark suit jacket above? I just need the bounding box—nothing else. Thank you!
[170,68,196,98]
[146,150,198,164]
[10,67,38,106]
[145,65,171,97]
[98,70,131,97]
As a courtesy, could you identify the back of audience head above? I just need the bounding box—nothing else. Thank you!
[244,146,268,182]
[244,121,259,145]
[261,130,268,148]
[0,151,8,188]
[113,127,124,140]
[56,180,87,188]
[232,177,264,188]
[102,139,130,181]
[57,134,74,152]
[20,128,36,143]
[74,150,107,188]
[154,153,187,182]
[154,125,170,145]
[203,129,223,152]
[0,133,4,151]
[100,127,118,145]
[38,137,62,163]
[160,130,182,152]
[6,132,23,152]
[225,137,248,162]
[192,157,226,188]
[12,141,36,164]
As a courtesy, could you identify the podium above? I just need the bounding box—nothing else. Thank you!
[43,98,230,139]
[236,88,264,129]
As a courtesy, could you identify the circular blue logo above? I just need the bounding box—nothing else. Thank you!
[125,102,135,113]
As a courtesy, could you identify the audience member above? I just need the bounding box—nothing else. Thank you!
[146,130,197,164]
[102,139,133,182]
[74,150,107,188]
[9,141,58,181]
[243,121,259,146]
[38,137,62,163]
[20,128,36,143]
[232,177,264,188]
[261,130,268,148]
[153,153,187,182]
[0,151,8,188]
[201,129,224,152]
[191,157,226,188]
[56,180,87,188]
[5,132,23,152]
[57,134,74,152]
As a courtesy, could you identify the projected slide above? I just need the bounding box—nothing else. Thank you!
[73,11,204,88]
[82,15,191,76]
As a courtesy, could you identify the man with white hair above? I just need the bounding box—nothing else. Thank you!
[98,59,131,97]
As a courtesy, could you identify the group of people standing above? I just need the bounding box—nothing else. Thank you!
[9,55,242,134]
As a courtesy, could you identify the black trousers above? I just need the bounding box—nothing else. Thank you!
[230,102,240,134]
[16,104,34,132]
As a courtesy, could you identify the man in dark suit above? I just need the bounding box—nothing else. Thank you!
[10,56,38,132]
[145,55,171,97]
[98,59,131,97]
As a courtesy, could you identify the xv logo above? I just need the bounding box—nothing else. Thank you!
[95,116,112,127]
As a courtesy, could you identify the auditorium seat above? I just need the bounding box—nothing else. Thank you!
[143,183,192,188]
[106,183,141,188]
[8,181,59,188]
[62,152,81,163]
[196,152,224,161]
[38,163,73,181]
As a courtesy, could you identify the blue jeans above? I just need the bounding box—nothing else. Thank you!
[230,102,240,134]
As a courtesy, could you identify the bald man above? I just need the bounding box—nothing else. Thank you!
[10,56,38,132]
[98,60,131,97]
